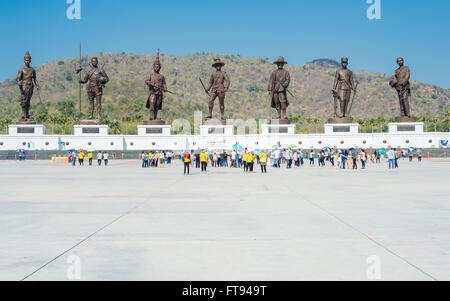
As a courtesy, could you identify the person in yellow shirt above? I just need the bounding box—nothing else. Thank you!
[148,152,153,167]
[155,152,160,168]
[242,151,249,172]
[88,151,93,166]
[78,151,85,166]
[259,151,268,173]
[247,152,255,173]
[183,150,191,175]
[200,150,208,172]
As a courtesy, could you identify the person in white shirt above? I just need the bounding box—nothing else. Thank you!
[103,152,109,166]
[274,149,281,168]
[97,152,103,166]
[231,150,237,168]
[337,151,342,169]
[309,151,315,166]
[360,150,367,169]
[387,149,395,169]
[286,150,293,168]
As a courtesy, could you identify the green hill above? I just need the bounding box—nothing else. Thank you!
[0,53,448,134]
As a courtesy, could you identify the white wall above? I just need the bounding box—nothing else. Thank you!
[1,132,449,151]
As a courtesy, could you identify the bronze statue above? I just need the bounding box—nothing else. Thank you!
[331,58,355,119]
[16,51,39,123]
[78,57,109,122]
[145,49,167,121]
[389,57,412,120]
[203,58,230,121]
[268,56,291,120]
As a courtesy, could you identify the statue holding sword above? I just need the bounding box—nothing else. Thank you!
[267,56,291,121]
[331,57,357,121]
[200,58,230,121]
[145,49,169,121]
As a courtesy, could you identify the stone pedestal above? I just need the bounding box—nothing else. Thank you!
[324,123,359,135]
[200,125,233,135]
[388,122,424,134]
[138,125,171,135]
[261,124,295,135]
[74,125,109,135]
[9,124,46,136]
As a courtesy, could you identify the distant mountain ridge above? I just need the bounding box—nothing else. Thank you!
[0,53,448,122]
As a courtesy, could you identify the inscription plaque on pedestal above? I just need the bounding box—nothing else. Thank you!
[82,127,100,134]
[324,123,359,135]
[138,125,171,136]
[17,127,36,134]
[333,126,351,133]
[146,128,164,134]
[208,128,225,134]
[269,127,289,134]
[261,125,295,135]
[74,125,109,136]
[397,125,416,132]
[200,125,233,136]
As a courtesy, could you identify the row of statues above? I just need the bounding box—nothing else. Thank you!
[15,50,414,125]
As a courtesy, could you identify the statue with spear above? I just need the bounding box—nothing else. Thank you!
[77,47,109,123]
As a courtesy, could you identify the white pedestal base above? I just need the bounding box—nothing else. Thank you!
[138,125,171,135]
[388,122,424,134]
[324,123,359,135]
[261,124,295,135]
[9,124,46,136]
[200,125,233,135]
[74,125,109,136]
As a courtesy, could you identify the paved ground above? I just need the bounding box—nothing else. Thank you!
[0,158,449,281]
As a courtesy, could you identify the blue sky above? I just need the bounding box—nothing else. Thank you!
[0,0,449,87]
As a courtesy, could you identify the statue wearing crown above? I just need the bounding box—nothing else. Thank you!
[16,51,39,124]
[145,49,168,124]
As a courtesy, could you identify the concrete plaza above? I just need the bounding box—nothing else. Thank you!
[0,158,449,281]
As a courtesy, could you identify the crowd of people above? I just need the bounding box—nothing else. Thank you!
[141,151,175,168]
[69,150,110,167]
[176,147,424,175]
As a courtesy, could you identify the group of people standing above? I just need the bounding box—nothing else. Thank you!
[16,149,26,161]
[385,148,422,168]
[70,150,109,167]
[181,149,269,175]
[176,146,424,174]
[141,151,175,168]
